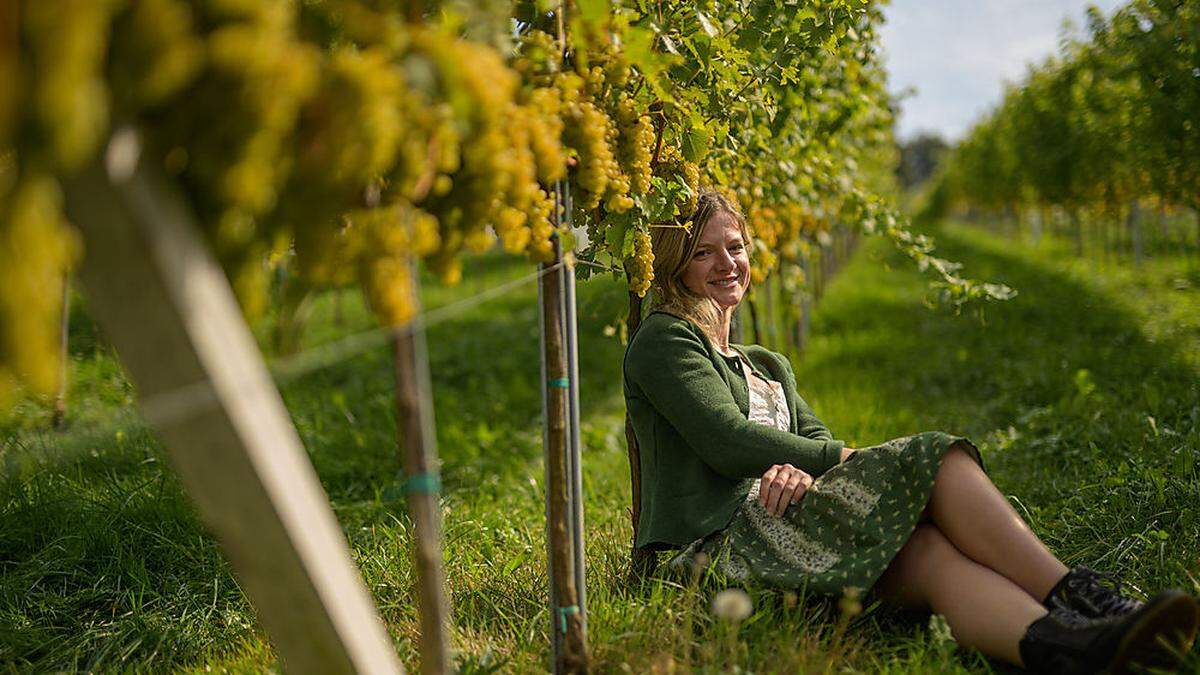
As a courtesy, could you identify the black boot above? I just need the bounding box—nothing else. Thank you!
[1020,590,1199,674]
[1044,566,1145,618]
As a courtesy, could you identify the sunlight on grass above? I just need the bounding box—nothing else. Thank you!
[2,230,1197,672]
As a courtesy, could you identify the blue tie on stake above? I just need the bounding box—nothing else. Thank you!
[400,472,441,496]
[556,605,579,633]
[548,377,570,389]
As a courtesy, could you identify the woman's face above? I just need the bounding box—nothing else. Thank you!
[681,211,751,310]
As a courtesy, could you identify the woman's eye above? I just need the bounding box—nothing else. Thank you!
[694,250,708,258]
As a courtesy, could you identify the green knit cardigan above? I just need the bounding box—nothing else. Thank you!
[623,311,846,550]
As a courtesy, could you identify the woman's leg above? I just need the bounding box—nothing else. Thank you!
[874,523,1047,666]
[925,443,1068,601]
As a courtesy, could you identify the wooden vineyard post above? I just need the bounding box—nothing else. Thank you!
[763,271,777,350]
[52,275,69,429]
[62,134,404,675]
[796,254,812,354]
[1129,200,1143,268]
[539,232,589,674]
[392,299,451,675]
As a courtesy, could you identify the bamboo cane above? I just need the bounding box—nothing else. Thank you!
[560,187,588,636]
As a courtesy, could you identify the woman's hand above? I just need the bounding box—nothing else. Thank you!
[840,447,857,463]
[757,463,813,516]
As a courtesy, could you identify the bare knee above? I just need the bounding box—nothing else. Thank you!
[875,524,957,608]
[940,443,976,470]
[933,443,983,489]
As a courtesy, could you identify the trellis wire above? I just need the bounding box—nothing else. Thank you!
[135,262,565,428]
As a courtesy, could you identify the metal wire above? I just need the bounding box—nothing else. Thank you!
[136,261,566,427]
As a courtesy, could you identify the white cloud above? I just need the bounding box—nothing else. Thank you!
[880,0,1125,141]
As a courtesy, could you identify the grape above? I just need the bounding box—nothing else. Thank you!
[563,100,617,210]
[108,0,205,109]
[24,0,120,172]
[625,225,653,297]
[0,173,78,397]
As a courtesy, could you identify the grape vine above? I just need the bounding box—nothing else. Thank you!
[0,0,1009,409]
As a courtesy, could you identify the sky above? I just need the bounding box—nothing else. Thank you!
[879,0,1125,143]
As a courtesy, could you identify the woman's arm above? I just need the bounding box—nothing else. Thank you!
[625,318,844,479]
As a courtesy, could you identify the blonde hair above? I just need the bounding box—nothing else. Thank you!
[649,189,752,342]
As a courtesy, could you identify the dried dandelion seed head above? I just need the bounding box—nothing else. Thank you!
[711,588,753,622]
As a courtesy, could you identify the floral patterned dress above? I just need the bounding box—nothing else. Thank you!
[669,355,984,595]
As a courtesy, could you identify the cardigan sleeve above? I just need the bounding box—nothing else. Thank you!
[779,355,836,442]
[625,317,843,479]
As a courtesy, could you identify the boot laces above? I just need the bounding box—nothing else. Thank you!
[1067,567,1143,616]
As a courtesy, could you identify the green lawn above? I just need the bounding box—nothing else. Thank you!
[1,221,1197,672]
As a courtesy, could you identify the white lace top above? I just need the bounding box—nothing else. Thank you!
[732,354,790,432]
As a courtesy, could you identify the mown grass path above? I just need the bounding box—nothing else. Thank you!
[1,222,1196,672]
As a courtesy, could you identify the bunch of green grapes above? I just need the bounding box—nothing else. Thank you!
[602,109,633,214]
[625,225,653,297]
[132,1,320,317]
[22,0,119,172]
[601,43,631,90]
[583,65,607,99]
[349,200,440,325]
[615,97,654,196]
[575,48,645,214]
[0,171,79,406]
[773,202,808,262]
[411,29,568,276]
[107,0,205,110]
[1,1,117,404]
[525,86,567,185]
[493,102,558,262]
[407,30,519,283]
[562,97,618,211]
[3,0,579,406]
[279,43,414,285]
[746,203,780,284]
[512,29,560,86]
[654,144,702,216]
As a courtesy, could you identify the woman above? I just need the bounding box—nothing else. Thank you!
[621,190,1199,673]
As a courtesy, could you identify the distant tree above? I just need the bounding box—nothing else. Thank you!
[897,132,950,189]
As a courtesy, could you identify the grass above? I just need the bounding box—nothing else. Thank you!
[1,219,1198,672]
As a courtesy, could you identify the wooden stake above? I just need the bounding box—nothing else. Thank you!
[393,302,451,675]
[540,237,588,674]
[1129,200,1143,268]
[52,275,69,429]
[763,272,777,350]
[62,140,403,675]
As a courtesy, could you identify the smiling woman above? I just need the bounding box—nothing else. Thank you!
[620,189,1199,674]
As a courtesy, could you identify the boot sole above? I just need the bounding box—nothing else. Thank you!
[1107,590,1199,674]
